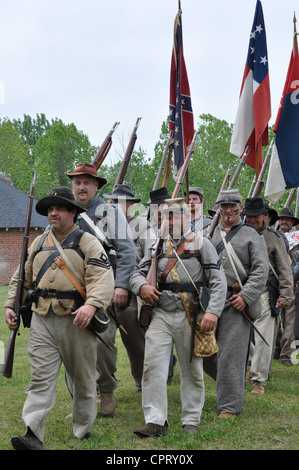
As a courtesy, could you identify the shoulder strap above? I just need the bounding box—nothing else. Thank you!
[161,232,196,283]
[215,222,244,254]
[48,231,85,286]
[34,229,85,288]
[220,230,246,286]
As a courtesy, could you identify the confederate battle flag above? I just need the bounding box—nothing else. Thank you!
[169,6,194,179]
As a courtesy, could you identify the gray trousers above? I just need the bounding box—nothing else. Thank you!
[96,295,146,393]
[116,294,145,391]
[250,291,275,385]
[142,306,205,427]
[204,303,251,415]
[23,311,97,441]
[96,318,118,394]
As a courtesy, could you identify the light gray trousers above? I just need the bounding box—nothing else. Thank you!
[141,306,205,427]
[250,290,275,385]
[22,311,97,441]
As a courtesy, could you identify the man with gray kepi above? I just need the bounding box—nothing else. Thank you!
[5,187,115,449]
[66,163,136,415]
[242,198,294,394]
[203,189,268,418]
[186,187,212,236]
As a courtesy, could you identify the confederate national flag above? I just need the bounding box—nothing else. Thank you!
[230,0,271,173]
[169,8,194,179]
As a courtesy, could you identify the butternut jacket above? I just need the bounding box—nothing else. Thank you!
[260,224,294,306]
[5,225,114,317]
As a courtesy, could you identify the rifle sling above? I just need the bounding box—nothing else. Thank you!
[215,221,244,255]
[47,232,86,300]
[34,230,85,289]
[160,232,196,283]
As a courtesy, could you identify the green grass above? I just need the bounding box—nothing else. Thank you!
[0,285,298,451]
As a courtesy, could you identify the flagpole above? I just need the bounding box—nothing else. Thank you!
[294,12,298,54]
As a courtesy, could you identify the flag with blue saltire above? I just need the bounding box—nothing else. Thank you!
[230,0,271,174]
[265,20,299,204]
[169,7,194,180]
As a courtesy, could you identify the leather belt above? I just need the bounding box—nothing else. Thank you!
[158,282,203,293]
[35,288,83,300]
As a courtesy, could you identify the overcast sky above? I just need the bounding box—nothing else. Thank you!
[0,0,298,166]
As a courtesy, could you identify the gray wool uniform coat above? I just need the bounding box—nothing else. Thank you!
[204,217,269,416]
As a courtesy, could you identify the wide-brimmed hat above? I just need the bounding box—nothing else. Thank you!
[217,189,242,205]
[241,197,267,217]
[36,186,86,216]
[264,203,278,226]
[185,186,204,198]
[65,163,107,188]
[162,197,188,214]
[278,207,299,226]
[103,184,141,202]
[144,187,170,206]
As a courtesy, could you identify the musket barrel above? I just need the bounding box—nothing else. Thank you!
[1,172,36,378]
[114,118,141,185]
[90,122,120,169]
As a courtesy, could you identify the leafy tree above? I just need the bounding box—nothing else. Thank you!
[12,113,51,148]
[0,118,32,192]
[33,120,97,199]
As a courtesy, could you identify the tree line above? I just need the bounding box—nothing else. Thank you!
[0,112,291,215]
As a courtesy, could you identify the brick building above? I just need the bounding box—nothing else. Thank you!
[0,179,48,285]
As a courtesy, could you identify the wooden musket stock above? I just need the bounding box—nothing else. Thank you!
[1,172,36,378]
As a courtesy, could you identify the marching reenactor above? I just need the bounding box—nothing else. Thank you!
[186,186,212,236]
[101,184,156,393]
[242,198,294,394]
[66,163,136,416]
[5,187,114,449]
[203,189,269,418]
[274,207,299,365]
[130,198,227,436]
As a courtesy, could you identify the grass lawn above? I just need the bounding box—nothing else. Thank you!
[0,285,298,451]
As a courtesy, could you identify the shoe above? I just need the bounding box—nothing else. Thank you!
[251,382,265,395]
[183,425,198,434]
[65,412,72,419]
[133,423,168,438]
[11,428,43,450]
[100,392,117,416]
[281,359,292,366]
[218,412,236,419]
